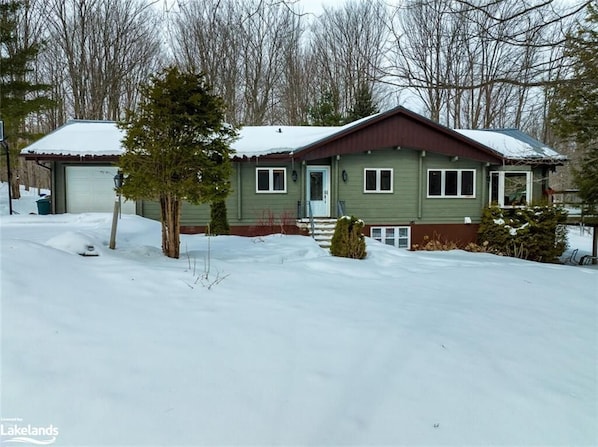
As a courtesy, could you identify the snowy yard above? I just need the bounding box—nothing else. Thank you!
[1,186,597,446]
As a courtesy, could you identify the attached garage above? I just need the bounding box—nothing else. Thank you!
[20,120,136,215]
[65,166,135,214]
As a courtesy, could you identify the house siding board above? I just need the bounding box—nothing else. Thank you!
[337,149,418,222]
[54,162,67,213]
[335,149,485,225]
[140,161,302,228]
[533,166,545,203]
[419,153,485,223]
[238,161,300,224]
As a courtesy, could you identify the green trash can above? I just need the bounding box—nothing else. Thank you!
[36,196,51,215]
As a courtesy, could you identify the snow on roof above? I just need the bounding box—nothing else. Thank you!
[23,115,562,164]
[21,120,124,157]
[455,129,565,161]
[232,114,384,157]
[231,125,342,157]
[21,119,358,159]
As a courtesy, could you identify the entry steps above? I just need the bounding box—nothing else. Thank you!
[297,218,338,248]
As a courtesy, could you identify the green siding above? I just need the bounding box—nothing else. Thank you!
[337,149,486,224]
[139,150,508,227]
[420,152,486,224]
[532,166,546,203]
[141,161,302,226]
[54,162,67,213]
[237,162,301,224]
[337,149,418,222]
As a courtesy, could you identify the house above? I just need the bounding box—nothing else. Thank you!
[21,106,565,248]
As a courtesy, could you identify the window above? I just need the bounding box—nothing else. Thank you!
[427,169,476,198]
[364,169,393,193]
[490,171,532,207]
[371,226,411,249]
[256,168,286,193]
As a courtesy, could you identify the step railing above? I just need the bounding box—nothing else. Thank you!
[337,200,346,217]
[307,201,315,238]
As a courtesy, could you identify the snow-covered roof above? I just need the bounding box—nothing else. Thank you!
[232,114,379,157]
[455,129,565,162]
[22,115,564,164]
[21,120,124,157]
[21,117,369,159]
[20,120,344,159]
[231,125,342,157]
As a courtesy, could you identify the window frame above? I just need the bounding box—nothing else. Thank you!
[363,168,394,193]
[489,171,533,208]
[255,167,287,193]
[371,226,411,249]
[426,169,476,198]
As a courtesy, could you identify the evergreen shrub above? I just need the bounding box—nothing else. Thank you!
[478,204,568,263]
[330,216,367,259]
[209,200,230,235]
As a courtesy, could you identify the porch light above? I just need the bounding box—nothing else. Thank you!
[113,171,124,189]
[292,170,298,182]
[342,170,348,182]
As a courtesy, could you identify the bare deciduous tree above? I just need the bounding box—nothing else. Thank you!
[385,0,579,130]
[45,0,163,120]
[170,0,306,125]
[308,0,389,120]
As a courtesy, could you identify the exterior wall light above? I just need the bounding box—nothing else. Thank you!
[292,170,298,182]
[342,170,348,182]
[114,171,124,189]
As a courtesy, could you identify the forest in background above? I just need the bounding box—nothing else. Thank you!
[0,0,595,195]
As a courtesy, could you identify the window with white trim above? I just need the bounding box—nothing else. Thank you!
[364,168,393,193]
[427,169,475,198]
[371,226,411,249]
[490,171,532,207]
[256,168,287,193]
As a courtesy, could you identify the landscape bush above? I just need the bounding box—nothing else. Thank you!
[412,233,460,251]
[477,204,568,263]
[209,200,230,235]
[330,215,367,259]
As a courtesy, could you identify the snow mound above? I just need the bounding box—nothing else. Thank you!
[183,234,327,264]
[45,231,102,256]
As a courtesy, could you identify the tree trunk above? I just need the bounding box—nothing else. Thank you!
[160,194,181,258]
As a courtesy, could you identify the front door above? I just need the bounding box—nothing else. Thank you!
[306,166,330,217]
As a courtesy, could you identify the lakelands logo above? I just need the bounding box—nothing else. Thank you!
[0,418,59,445]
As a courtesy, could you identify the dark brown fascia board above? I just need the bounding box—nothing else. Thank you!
[292,105,505,164]
[20,153,121,163]
[502,157,567,167]
[232,152,292,162]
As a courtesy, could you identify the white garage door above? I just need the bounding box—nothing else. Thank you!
[65,166,136,214]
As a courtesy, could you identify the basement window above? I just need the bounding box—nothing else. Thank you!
[256,168,287,193]
[371,226,411,249]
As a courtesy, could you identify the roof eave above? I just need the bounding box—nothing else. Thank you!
[20,153,121,163]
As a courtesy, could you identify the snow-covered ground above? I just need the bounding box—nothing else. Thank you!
[1,186,597,446]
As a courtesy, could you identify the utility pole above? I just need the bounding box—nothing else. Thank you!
[0,121,13,215]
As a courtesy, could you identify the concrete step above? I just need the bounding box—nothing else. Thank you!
[296,218,339,248]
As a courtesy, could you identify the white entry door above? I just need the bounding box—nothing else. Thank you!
[306,166,330,217]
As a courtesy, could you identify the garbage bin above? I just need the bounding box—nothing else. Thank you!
[36,196,51,215]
